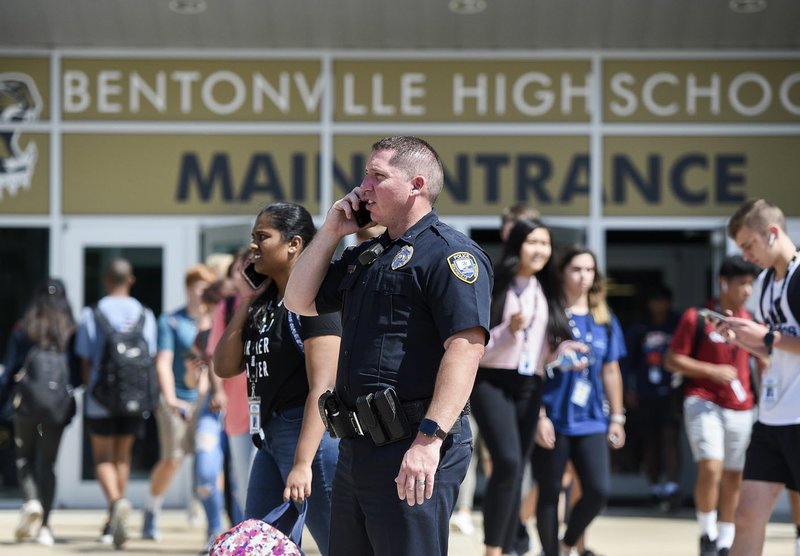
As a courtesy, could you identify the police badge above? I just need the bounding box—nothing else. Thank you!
[391,245,414,269]
[447,252,479,284]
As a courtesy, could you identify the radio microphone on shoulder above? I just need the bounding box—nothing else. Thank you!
[358,243,385,266]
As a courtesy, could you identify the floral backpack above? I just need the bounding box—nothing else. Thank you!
[210,500,307,556]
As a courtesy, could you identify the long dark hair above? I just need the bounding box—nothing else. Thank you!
[491,218,569,350]
[250,202,317,327]
[21,278,76,351]
[257,202,317,248]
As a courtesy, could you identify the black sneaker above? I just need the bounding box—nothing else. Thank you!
[717,548,730,556]
[700,535,717,556]
[507,522,533,556]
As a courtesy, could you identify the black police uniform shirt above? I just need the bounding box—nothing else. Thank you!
[314,210,493,408]
[243,283,342,425]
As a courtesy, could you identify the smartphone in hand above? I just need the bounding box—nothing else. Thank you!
[354,200,372,228]
[698,308,730,324]
[242,262,268,289]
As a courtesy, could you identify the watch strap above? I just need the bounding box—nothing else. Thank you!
[419,418,447,440]
[763,331,775,355]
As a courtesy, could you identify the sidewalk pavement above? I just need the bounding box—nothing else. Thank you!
[0,505,796,555]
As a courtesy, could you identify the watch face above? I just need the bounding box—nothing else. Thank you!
[419,418,440,437]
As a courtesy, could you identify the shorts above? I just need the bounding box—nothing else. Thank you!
[85,415,143,437]
[683,395,753,470]
[743,421,800,492]
[155,395,199,460]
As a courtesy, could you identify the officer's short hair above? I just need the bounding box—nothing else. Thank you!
[372,136,444,205]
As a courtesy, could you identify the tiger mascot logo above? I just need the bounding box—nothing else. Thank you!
[0,73,42,200]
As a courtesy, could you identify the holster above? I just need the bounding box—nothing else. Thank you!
[318,390,362,438]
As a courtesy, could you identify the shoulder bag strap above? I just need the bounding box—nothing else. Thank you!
[286,311,305,354]
[691,309,705,359]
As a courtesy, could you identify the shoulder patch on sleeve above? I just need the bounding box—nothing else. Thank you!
[447,252,479,284]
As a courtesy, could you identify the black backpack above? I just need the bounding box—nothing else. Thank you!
[91,306,158,418]
[13,346,76,425]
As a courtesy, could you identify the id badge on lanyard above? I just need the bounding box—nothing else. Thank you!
[249,395,262,435]
[571,376,592,407]
[761,376,779,407]
[518,350,535,376]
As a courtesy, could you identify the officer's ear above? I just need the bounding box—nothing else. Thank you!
[410,175,425,196]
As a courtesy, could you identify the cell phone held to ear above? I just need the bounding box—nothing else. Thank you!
[354,200,372,228]
[242,262,268,290]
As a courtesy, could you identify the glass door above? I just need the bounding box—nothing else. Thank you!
[56,219,196,509]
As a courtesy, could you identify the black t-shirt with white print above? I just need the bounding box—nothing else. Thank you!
[242,284,342,424]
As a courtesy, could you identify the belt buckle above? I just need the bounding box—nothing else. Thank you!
[348,410,364,436]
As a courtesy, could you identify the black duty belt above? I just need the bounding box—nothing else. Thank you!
[318,388,470,445]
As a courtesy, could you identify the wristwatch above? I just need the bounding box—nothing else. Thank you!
[763,330,775,355]
[418,418,447,440]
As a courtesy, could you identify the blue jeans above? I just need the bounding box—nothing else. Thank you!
[245,405,339,556]
[194,397,225,537]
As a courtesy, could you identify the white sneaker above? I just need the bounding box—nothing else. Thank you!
[449,510,475,536]
[97,523,113,545]
[36,526,54,546]
[110,498,132,549]
[15,500,44,542]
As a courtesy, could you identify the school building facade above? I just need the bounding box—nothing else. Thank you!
[1,49,799,509]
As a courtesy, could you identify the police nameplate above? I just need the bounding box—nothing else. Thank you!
[391,245,414,269]
[447,252,479,284]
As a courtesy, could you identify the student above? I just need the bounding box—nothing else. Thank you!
[718,199,800,556]
[142,263,218,546]
[214,202,341,556]
[75,258,157,548]
[204,250,256,526]
[471,218,563,556]
[665,256,760,556]
[534,245,626,556]
[0,279,80,546]
[624,283,682,510]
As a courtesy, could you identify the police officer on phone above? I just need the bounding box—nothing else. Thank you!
[285,136,492,556]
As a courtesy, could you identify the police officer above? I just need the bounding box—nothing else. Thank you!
[285,136,492,556]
